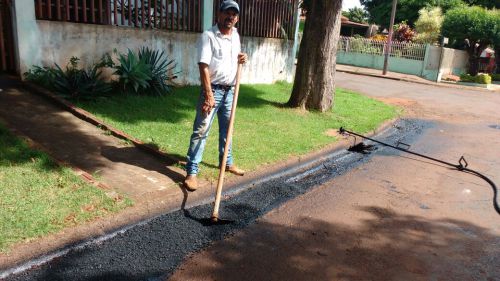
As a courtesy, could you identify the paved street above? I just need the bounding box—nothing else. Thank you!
[170,73,500,280]
[4,73,500,280]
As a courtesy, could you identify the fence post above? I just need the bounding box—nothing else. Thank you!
[202,0,214,31]
[421,44,432,79]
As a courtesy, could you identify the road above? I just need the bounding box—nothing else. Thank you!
[5,73,500,280]
[170,73,500,280]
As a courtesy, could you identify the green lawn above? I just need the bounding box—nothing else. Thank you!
[0,125,131,253]
[78,82,398,179]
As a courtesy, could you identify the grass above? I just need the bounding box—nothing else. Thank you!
[0,125,132,253]
[78,82,398,179]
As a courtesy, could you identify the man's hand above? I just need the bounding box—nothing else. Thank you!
[202,91,215,115]
[238,53,248,64]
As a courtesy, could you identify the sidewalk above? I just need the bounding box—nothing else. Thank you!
[336,64,499,92]
[336,64,435,85]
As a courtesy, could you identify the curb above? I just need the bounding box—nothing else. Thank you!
[336,69,493,92]
[337,69,410,83]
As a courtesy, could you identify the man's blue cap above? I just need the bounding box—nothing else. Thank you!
[220,0,240,13]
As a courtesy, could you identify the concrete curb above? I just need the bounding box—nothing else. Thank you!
[336,69,494,92]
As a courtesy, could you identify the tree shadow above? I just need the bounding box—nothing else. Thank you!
[76,84,290,126]
[100,146,185,183]
[172,206,500,281]
[0,124,62,171]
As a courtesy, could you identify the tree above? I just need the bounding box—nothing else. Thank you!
[492,9,500,74]
[414,7,443,44]
[342,7,369,23]
[442,6,498,75]
[360,0,466,27]
[287,0,342,112]
[463,0,500,9]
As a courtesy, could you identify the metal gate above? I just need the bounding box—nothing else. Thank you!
[0,0,15,73]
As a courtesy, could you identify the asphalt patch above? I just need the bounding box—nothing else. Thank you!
[347,142,377,154]
[489,124,500,130]
[3,119,431,281]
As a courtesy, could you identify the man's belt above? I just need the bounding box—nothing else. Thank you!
[211,84,234,91]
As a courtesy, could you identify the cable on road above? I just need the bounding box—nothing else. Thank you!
[339,127,500,215]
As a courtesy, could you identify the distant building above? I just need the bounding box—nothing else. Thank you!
[340,15,377,38]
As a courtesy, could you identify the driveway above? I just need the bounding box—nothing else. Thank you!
[169,73,500,280]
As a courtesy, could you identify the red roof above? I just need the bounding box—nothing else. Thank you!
[341,15,369,28]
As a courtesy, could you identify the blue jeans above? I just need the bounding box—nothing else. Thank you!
[186,88,234,175]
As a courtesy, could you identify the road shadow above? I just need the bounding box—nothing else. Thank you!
[170,206,500,281]
[7,204,498,281]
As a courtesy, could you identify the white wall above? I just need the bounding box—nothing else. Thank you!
[440,47,468,76]
[14,12,295,85]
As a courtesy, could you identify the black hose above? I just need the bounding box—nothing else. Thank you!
[462,168,500,214]
[339,127,500,215]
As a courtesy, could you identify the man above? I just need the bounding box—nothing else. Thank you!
[184,0,248,191]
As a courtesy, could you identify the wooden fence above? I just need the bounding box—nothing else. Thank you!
[34,0,203,32]
[34,0,298,39]
[213,0,298,39]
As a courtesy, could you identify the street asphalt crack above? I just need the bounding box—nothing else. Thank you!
[3,119,431,281]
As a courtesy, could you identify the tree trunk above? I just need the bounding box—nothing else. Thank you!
[287,0,342,112]
[467,42,488,76]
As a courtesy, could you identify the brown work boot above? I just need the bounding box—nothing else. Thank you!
[184,175,198,191]
[225,165,245,176]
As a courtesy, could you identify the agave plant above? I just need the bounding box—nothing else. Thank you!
[138,47,178,96]
[24,65,57,90]
[53,57,113,101]
[26,56,112,101]
[114,49,153,94]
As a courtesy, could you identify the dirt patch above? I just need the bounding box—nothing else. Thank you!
[324,129,341,138]
[376,97,417,107]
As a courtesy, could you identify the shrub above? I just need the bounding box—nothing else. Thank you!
[393,21,416,42]
[414,7,443,44]
[442,6,498,75]
[25,55,113,101]
[474,73,492,84]
[53,57,112,101]
[24,66,56,90]
[114,49,152,94]
[460,73,475,82]
[350,35,382,55]
[492,74,500,81]
[370,34,387,42]
[137,47,178,95]
[460,73,492,84]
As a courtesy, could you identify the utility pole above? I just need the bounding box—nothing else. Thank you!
[383,0,397,75]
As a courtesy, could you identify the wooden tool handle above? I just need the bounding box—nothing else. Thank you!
[211,64,243,221]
